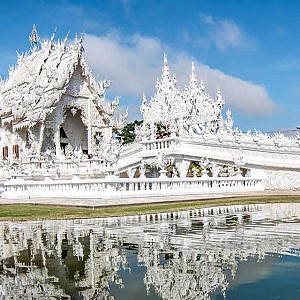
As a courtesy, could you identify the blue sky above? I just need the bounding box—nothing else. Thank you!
[0,0,300,132]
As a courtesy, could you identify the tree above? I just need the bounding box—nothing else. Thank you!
[117,120,143,144]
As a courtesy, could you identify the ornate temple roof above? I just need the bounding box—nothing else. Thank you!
[137,54,234,140]
[0,25,113,128]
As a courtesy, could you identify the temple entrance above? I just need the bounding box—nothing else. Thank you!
[60,108,88,154]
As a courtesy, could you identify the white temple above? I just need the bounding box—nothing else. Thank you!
[118,53,300,190]
[0,26,300,199]
[0,25,127,164]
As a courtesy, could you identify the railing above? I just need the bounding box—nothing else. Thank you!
[15,158,114,178]
[143,139,172,151]
[3,177,264,199]
[139,136,300,169]
[117,143,143,170]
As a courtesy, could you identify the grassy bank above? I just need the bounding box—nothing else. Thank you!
[0,195,300,221]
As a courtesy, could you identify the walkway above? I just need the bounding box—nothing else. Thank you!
[0,191,300,208]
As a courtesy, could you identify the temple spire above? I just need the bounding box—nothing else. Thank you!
[162,53,170,78]
[164,53,168,65]
[191,61,195,73]
[75,31,85,56]
[50,27,57,42]
[50,27,57,50]
[189,61,198,88]
[29,24,40,51]
[62,30,70,49]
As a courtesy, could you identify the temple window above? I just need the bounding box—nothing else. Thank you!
[94,132,103,145]
[13,145,19,159]
[2,146,8,159]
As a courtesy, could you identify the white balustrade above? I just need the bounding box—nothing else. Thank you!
[139,136,300,170]
[3,177,264,199]
[16,158,115,179]
[143,139,172,151]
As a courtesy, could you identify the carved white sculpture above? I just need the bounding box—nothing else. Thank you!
[0,25,127,165]
[129,55,300,190]
[137,56,234,141]
[1,27,300,196]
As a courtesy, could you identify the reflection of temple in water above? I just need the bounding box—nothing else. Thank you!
[1,203,300,299]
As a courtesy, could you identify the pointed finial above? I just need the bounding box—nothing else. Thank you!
[29,24,40,50]
[63,30,70,47]
[50,27,57,41]
[50,27,57,50]
[192,61,195,73]
[80,31,85,43]
[216,88,224,107]
[189,61,199,88]
[164,53,168,65]
[162,53,170,78]
[200,79,205,91]
[74,31,85,56]
[142,92,147,104]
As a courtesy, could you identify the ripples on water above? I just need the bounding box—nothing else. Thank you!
[1,203,300,299]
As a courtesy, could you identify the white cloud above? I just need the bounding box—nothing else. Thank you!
[84,32,162,97]
[163,55,276,116]
[200,14,256,51]
[83,32,276,119]
[196,64,276,115]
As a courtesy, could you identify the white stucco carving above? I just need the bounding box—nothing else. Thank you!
[0,26,299,198]
[0,25,127,164]
[264,170,300,190]
[127,56,300,190]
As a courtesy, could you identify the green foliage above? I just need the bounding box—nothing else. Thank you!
[156,123,170,139]
[117,121,172,143]
[118,120,143,144]
[166,164,179,177]
[188,161,203,176]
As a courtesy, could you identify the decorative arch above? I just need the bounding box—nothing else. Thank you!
[60,107,88,153]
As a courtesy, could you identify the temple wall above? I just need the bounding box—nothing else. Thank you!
[1,124,12,159]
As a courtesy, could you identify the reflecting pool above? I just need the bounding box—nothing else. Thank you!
[1,203,300,299]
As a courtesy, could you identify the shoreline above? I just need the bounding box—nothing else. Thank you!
[0,191,300,221]
[1,190,300,208]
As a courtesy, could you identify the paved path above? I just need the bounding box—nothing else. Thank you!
[0,191,300,207]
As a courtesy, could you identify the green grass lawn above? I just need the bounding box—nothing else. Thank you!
[0,195,300,221]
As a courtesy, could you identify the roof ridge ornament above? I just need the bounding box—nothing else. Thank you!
[162,53,170,78]
[74,31,85,56]
[164,53,168,65]
[189,61,198,88]
[50,27,57,42]
[50,27,57,50]
[80,31,85,43]
[29,24,40,52]
[62,30,70,50]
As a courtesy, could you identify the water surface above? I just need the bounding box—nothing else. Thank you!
[1,203,300,299]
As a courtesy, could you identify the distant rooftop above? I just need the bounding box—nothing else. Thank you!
[266,129,300,138]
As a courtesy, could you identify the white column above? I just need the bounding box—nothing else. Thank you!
[87,98,92,154]
[175,159,190,178]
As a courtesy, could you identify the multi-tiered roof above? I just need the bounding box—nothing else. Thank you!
[137,54,234,141]
[0,25,118,130]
